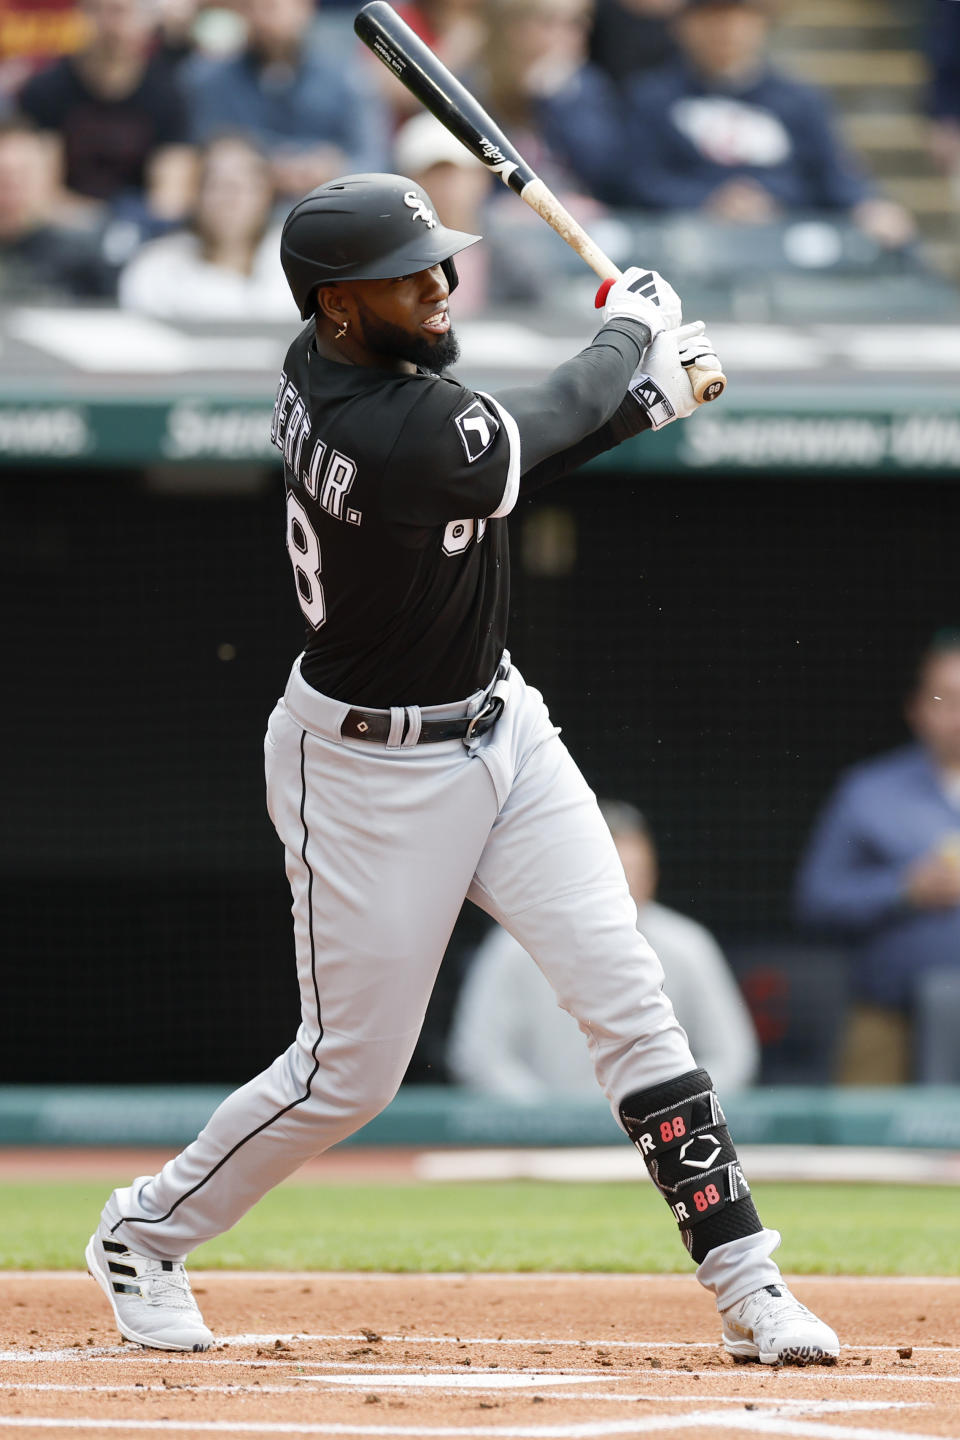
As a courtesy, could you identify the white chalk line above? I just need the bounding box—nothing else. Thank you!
[4,1334,955,1361]
[0,1379,600,1397]
[0,1385,929,1418]
[214,1334,960,1356]
[0,1370,955,1393]
[301,1375,594,1391]
[721,1424,951,1440]
[1,1351,958,1386]
[0,1363,632,1376]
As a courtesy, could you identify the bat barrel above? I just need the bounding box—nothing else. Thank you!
[355,1,536,196]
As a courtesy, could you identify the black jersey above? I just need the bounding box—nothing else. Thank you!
[272,323,519,708]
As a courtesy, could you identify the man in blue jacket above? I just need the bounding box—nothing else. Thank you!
[184,0,389,202]
[794,632,960,1082]
[543,0,914,247]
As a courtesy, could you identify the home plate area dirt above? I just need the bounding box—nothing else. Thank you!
[1,1273,958,1439]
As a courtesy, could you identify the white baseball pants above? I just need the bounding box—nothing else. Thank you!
[105,655,781,1308]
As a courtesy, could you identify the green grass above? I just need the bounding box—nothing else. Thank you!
[3,1180,958,1274]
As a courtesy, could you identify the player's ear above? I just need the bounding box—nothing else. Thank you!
[315,283,349,331]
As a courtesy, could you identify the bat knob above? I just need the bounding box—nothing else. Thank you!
[594,279,615,309]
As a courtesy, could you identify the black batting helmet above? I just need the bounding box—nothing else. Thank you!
[280,172,482,320]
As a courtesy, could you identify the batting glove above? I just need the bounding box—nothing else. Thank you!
[595,266,683,342]
[679,327,725,404]
[627,321,720,430]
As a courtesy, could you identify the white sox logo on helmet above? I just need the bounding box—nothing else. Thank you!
[404,192,437,228]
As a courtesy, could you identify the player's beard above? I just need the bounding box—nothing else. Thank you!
[354,302,460,374]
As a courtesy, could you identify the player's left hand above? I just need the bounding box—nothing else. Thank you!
[627,321,721,430]
[596,266,683,340]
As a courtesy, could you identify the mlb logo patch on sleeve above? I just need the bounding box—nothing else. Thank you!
[455,398,500,463]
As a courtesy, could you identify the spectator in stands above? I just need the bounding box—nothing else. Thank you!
[471,0,623,206]
[16,0,195,225]
[448,801,759,1098]
[396,0,485,65]
[393,113,491,316]
[117,132,295,318]
[542,0,916,246]
[184,0,389,202]
[794,630,960,1084]
[392,111,543,314]
[588,0,681,89]
[152,1,252,81]
[926,0,960,192]
[153,0,200,68]
[375,0,486,121]
[0,117,110,298]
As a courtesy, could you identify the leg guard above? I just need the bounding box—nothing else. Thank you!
[619,1068,763,1264]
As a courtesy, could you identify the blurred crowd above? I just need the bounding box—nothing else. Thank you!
[447,629,960,1094]
[0,0,955,316]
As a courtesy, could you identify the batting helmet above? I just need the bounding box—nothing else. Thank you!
[280,172,482,320]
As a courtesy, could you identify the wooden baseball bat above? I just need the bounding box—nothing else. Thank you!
[354,0,726,403]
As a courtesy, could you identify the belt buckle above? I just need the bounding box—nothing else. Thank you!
[465,695,502,742]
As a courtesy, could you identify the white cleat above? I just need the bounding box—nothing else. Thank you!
[722,1283,840,1366]
[85,1221,213,1352]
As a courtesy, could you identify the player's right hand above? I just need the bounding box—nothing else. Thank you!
[595,267,683,341]
[625,321,721,430]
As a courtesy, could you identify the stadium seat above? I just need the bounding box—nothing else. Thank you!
[483,210,960,326]
[724,940,851,1086]
[913,967,960,1083]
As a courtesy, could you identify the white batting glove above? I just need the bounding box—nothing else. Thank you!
[626,321,720,430]
[679,327,724,405]
[595,266,683,342]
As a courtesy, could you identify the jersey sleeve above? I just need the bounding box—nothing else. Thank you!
[382,378,520,527]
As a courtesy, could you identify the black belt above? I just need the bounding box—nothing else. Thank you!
[341,693,504,746]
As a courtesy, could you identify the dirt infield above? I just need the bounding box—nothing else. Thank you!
[1,1272,958,1439]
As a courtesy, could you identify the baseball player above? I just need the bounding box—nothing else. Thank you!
[85,173,839,1366]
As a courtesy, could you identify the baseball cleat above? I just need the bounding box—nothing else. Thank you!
[85,1222,213,1352]
[721,1283,840,1366]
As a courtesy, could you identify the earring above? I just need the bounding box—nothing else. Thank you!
[334,319,349,340]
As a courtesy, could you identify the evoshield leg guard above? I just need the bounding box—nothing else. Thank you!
[619,1068,763,1264]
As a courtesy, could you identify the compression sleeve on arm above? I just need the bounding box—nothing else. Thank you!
[519,389,653,496]
[492,319,650,474]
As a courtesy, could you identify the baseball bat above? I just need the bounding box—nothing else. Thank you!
[354,0,726,403]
